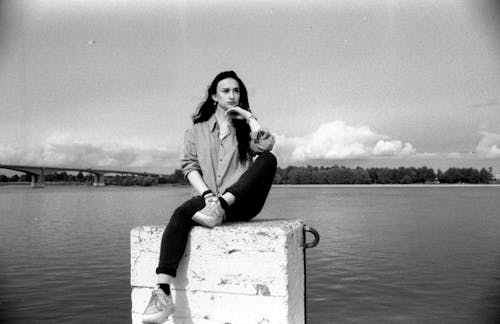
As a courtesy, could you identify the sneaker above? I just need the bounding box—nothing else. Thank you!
[192,200,225,228]
[142,287,175,323]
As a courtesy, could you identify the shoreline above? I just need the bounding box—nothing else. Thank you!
[273,183,500,188]
[0,182,184,187]
[1,182,499,188]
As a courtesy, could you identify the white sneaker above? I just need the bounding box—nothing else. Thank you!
[142,287,175,323]
[192,200,225,228]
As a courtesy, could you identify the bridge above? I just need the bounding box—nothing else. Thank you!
[0,164,168,188]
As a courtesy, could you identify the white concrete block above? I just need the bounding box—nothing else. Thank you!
[131,219,305,324]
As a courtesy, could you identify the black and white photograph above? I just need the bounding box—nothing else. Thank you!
[1,0,500,323]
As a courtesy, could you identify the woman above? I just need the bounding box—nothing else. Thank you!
[142,71,277,323]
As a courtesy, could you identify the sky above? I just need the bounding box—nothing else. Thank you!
[1,0,500,175]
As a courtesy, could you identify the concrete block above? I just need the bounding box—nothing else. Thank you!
[131,219,305,324]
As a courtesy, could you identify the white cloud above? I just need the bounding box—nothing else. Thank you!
[476,131,500,158]
[373,140,415,156]
[0,132,180,173]
[274,120,416,163]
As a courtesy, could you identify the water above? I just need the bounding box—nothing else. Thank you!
[1,185,499,323]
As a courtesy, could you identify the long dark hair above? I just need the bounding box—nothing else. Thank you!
[192,71,251,162]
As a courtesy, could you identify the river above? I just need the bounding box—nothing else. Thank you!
[1,185,499,323]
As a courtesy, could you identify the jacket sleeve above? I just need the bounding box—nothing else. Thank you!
[180,128,201,177]
[249,129,275,156]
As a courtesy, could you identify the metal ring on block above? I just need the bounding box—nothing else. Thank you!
[303,226,320,248]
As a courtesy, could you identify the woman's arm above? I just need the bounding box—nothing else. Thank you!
[186,170,210,196]
[247,115,262,132]
[225,107,275,154]
[181,128,215,199]
[225,107,274,154]
[226,107,257,129]
[249,128,275,154]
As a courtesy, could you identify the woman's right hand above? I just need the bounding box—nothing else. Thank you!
[204,193,217,205]
[225,106,253,120]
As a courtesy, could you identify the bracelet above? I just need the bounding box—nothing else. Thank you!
[246,114,257,122]
[205,195,218,203]
[201,189,214,199]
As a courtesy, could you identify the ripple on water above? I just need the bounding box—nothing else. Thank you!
[2,185,500,323]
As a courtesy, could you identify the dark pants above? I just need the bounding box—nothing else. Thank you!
[156,151,277,277]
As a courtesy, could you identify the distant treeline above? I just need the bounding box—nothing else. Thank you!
[0,170,187,186]
[0,166,495,186]
[273,166,495,184]
[105,170,187,186]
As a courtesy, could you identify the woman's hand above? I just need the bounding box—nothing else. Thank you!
[225,106,253,121]
[204,192,218,205]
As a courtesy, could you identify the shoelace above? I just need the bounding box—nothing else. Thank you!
[205,202,222,216]
[153,290,168,310]
[211,203,225,218]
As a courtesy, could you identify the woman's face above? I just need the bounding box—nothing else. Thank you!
[212,78,240,110]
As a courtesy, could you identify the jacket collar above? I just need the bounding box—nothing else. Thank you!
[208,114,218,133]
[208,113,233,138]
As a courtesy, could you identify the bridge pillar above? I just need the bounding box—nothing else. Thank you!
[30,171,45,188]
[93,172,105,187]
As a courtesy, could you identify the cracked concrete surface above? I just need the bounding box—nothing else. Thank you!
[130,219,305,323]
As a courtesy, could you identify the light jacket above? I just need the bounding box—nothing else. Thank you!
[181,114,274,195]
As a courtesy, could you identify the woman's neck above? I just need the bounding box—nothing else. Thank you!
[214,106,230,124]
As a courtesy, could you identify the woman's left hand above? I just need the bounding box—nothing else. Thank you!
[205,194,218,205]
[225,106,252,120]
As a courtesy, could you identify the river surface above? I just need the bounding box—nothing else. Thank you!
[1,185,500,323]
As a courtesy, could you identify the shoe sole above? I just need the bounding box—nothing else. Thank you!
[142,305,175,324]
[192,212,221,228]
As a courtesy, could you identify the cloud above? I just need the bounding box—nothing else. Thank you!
[373,140,415,156]
[476,131,500,158]
[274,120,416,164]
[0,132,181,173]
